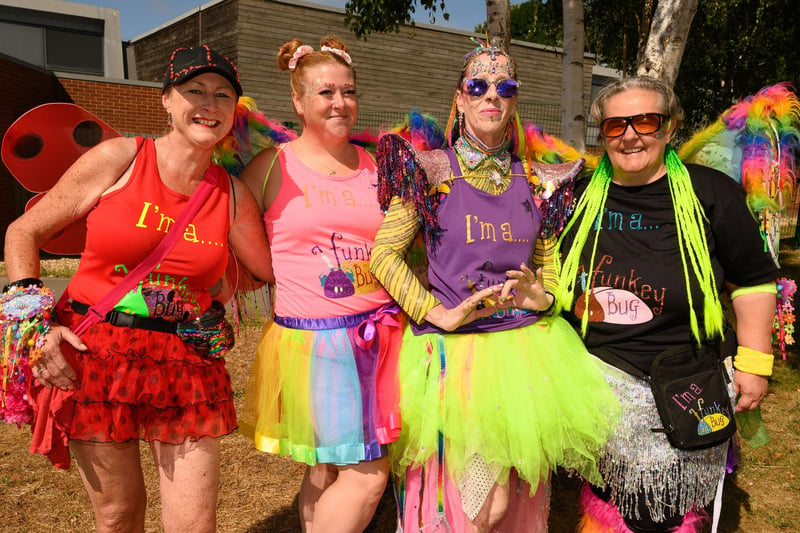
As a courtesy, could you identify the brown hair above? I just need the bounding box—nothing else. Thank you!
[277,35,355,95]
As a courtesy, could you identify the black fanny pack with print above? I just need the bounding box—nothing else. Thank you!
[594,343,736,450]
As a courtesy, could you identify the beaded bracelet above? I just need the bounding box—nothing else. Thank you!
[1,284,55,426]
[2,277,43,294]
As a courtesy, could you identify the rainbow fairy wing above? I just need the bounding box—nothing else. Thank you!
[212,96,298,176]
[679,83,800,265]
[2,103,122,254]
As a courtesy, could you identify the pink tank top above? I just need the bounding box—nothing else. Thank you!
[265,143,390,318]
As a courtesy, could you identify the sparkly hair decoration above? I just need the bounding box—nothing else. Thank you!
[321,45,353,65]
[1,284,55,426]
[462,37,515,78]
[288,45,315,71]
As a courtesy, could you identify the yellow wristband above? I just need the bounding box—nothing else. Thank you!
[730,282,777,300]
[733,345,774,376]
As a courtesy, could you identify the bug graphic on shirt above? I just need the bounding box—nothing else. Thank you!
[312,233,355,298]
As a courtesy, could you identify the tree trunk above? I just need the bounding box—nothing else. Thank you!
[635,0,656,72]
[561,0,586,150]
[637,0,699,85]
[486,0,511,51]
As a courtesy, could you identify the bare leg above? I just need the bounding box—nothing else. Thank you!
[151,437,221,533]
[70,440,147,533]
[470,482,509,533]
[299,463,339,532]
[311,457,389,533]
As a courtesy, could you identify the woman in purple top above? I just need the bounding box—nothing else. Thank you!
[370,41,619,532]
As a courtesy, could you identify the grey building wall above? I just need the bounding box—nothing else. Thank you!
[131,0,594,136]
[0,0,124,78]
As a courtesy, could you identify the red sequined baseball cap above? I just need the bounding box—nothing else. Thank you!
[163,44,242,96]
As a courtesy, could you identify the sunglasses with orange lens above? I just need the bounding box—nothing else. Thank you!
[600,113,668,138]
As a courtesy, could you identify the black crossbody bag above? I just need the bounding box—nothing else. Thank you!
[593,344,737,450]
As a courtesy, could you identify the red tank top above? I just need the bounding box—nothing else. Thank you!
[68,137,230,320]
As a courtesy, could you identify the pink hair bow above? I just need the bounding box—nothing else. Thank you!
[288,45,314,71]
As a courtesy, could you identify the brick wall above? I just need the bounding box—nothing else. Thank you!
[58,78,166,135]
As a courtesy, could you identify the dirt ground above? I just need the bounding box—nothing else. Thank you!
[1,258,799,531]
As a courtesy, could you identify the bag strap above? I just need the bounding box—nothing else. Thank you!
[592,341,724,382]
[589,346,649,379]
[70,167,220,336]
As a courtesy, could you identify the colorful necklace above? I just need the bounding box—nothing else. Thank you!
[455,129,512,189]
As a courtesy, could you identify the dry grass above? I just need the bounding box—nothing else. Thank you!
[0,258,82,279]
[1,255,799,532]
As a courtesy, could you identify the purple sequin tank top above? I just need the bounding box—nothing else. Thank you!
[412,149,542,334]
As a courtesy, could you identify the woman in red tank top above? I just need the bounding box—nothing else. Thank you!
[3,45,273,532]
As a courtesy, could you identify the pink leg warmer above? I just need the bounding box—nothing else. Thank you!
[577,483,709,533]
[577,483,632,533]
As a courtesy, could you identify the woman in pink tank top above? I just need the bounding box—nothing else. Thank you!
[238,36,403,533]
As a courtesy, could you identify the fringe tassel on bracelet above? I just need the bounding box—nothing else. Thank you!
[0,284,55,426]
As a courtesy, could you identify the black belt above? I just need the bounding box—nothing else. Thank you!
[70,301,178,333]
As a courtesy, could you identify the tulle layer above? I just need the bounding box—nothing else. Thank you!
[239,313,404,465]
[55,309,237,444]
[393,315,620,489]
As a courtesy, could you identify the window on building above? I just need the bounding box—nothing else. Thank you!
[0,5,104,76]
[46,28,103,74]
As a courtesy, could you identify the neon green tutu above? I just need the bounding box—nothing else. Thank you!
[393,315,620,489]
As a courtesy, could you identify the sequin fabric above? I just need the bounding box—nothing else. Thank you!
[460,454,503,520]
[416,149,454,186]
[530,160,581,239]
[595,357,732,522]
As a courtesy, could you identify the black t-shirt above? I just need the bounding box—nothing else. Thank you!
[560,164,778,372]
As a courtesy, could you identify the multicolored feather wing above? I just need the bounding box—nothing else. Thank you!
[213,96,298,177]
[679,83,800,264]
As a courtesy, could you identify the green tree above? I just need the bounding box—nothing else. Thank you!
[509,0,800,131]
[343,0,449,38]
[675,0,800,130]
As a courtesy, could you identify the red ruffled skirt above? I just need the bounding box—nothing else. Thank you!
[28,308,237,469]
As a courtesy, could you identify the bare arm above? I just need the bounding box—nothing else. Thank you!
[4,137,140,280]
[4,137,139,390]
[728,285,776,412]
[240,146,282,213]
[227,176,274,284]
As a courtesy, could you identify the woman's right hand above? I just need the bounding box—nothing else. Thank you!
[423,284,503,331]
[31,325,85,391]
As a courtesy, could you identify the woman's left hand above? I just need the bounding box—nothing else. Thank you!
[31,324,83,391]
[733,370,769,412]
[500,264,553,312]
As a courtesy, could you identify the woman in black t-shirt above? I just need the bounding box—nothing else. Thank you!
[557,76,777,533]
